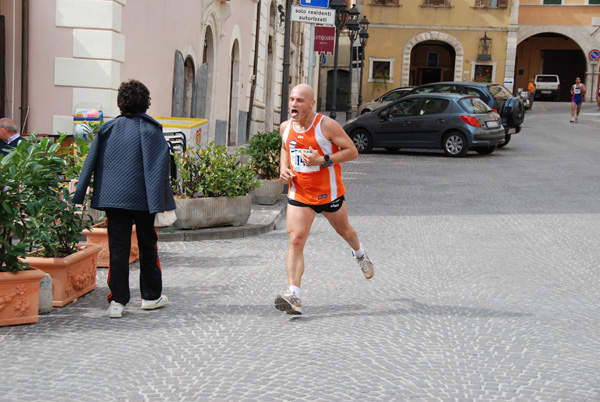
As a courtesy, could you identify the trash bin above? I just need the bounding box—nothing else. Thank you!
[154,117,208,150]
[73,103,103,138]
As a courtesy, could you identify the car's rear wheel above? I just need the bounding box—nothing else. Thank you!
[475,146,496,155]
[350,129,373,154]
[498,133,511,148]
[442,131,468,157]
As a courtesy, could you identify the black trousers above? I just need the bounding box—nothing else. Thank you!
[105,208,162,305]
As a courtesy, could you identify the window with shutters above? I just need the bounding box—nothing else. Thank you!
[474,0,507,8]
[421,0,451,6]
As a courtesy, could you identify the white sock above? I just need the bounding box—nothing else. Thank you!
[353,246,365,259]
[289,286,301,299]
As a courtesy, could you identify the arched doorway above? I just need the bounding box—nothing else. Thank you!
[228,40,240,146]
[410,41,456,86]
[516,33,586,101]
[402,32,464,87]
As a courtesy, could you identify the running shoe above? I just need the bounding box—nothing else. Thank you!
[274,290,302,315]
[107,301,126,318]
[354,251,374,279]
[575,117,578,123]
[570,118,575,123]
[141,295,168,310]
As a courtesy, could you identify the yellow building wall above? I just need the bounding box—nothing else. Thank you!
[368,3,511,28]
[520,6,599,25]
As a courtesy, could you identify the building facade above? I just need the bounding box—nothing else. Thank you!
[515,0,600,102]
[0,0,311,143]
[346,0,600,109]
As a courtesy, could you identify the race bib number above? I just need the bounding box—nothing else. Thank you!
[290,148,320,173]
[574,87,581,94]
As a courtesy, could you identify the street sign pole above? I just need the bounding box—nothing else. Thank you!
[280,0,292,123]
[308,24,315,87]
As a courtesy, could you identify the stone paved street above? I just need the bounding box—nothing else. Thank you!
[1,102,599,401]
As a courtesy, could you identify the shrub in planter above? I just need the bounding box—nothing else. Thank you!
[171,142,260,229]
[247,129,284,205]
[247,129,281,181]
[173,141,260,198]
[2,135,100,306]
[0,136,48,325]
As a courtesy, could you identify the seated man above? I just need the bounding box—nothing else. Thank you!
[0,118,23,156]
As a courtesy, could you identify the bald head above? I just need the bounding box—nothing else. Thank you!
[291,84,315,103]
[0,118,18,142]
[289,84,316,122]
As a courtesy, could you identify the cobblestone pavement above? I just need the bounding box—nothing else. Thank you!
[1,102,599,401]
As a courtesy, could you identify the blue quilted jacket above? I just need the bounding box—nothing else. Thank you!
[72,113,176,214]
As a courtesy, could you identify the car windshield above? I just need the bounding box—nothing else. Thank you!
[413,87,435,94]
[382,91,406,101]
[457,97,492,114]
[487,84,512,100]
[536,76,558,83]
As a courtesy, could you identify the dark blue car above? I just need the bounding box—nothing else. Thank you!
[344,93,505,157]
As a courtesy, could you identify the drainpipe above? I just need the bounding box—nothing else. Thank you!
[247,0,261,140]
[20,0,29,133]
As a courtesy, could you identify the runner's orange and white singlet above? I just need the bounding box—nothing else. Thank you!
[282,113,346,205]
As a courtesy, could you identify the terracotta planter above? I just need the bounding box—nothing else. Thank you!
[82,222,139,268]
[0,268,46,326]
[173,194,251,229]
[22,243,102,307]
[253,179,284,205]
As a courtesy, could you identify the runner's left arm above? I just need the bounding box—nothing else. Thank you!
[302,116,358,167]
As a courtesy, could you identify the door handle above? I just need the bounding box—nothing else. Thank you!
[402,121,411,126]
[437,119,446,123]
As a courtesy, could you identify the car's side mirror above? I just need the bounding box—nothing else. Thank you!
[379,110,388,120]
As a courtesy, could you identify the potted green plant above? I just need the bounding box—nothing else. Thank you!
[7,135,101,307]
[171,141,260,229]
[247,129,284,205]
[0,141,47,326]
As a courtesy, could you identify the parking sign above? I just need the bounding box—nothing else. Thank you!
[300,0,329,8]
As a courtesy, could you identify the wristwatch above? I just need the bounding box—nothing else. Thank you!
[321,154,333,168]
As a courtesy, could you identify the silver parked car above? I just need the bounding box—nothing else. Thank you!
[344,93,505,157]
[357,86,414,115]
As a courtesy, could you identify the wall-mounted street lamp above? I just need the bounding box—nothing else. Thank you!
[357,17,370,109]
[477,32,492,61]
[344,5,361,120]
[329,0,349,120]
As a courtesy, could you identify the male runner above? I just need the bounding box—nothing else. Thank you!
[570,77,586,123]
[274,83,374,315]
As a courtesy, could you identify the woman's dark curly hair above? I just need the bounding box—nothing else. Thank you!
[117,79,151,116]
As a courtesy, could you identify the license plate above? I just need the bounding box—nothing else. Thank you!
[486,121,499,128]
[508,128,516,134]
[541,90,551,94]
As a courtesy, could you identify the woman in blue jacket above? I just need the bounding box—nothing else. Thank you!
[73,80,175,318]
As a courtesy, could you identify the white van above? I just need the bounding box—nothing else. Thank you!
[534,75,561,101]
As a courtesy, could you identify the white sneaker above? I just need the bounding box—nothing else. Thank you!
[274,290,303,315]
[575,117,578,123]
[353,251,375,279]
[570,117,575,123]
[107,301,126,318]
[141,295,168,310]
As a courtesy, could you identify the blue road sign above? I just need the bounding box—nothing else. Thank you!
[300,0,329,8]
[589,49,600,61]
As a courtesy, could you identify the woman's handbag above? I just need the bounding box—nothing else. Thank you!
[154,210,177,227]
